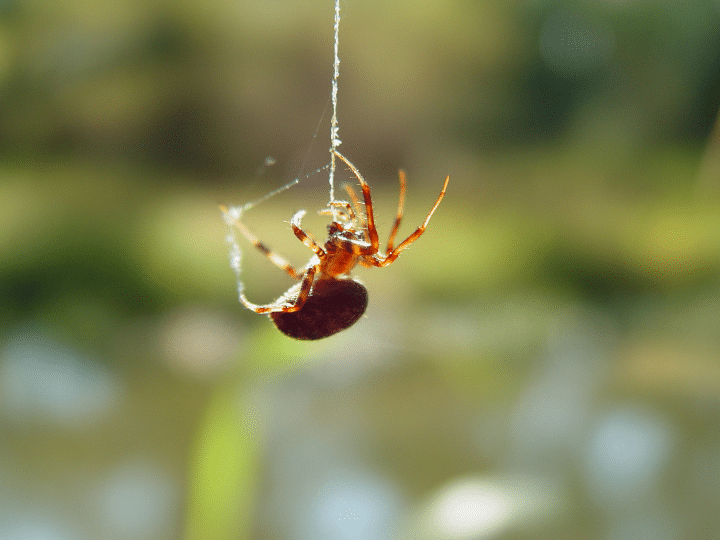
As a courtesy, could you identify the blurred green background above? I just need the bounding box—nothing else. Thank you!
[1,0,720,538]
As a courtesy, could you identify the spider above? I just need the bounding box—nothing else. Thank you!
[222,150,449,340]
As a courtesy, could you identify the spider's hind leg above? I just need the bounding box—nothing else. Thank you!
[221,205,302,280]
[374,174,449,267]
[239,265,318,314]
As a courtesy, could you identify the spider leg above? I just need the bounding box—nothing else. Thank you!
[372,174,449,267]
[220,205,302,279]
[334,183,368,242]
[386,169,407,253]
[238,265,318,314]
[342,183,366,228]
[290,210,326,258]
[333,150,379,254]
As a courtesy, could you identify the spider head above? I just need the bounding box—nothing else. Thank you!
[328,221,366,244]
[327,221,345,236]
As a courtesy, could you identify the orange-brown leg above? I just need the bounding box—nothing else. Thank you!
[341,167,405,252]
[386,169,407,253]
[239,265,318,314]
[220,205,301,279]
[373,174,449,267]
[340,183,368,243]
[333,150,379,254]
[343,184,364,224]
[289,210,326,258]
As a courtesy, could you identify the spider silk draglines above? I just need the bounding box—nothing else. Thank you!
[222,150,449,340]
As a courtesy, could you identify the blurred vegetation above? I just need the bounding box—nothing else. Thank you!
[1,0,719,539]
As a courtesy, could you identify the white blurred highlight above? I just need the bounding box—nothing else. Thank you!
[418,475,562,539]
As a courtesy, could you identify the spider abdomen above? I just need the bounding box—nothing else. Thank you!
[270,277,368,340]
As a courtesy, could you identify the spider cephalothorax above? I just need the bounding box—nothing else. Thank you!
[222,150,448,340]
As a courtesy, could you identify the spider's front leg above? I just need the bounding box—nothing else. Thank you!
[290,210,326,258]
[333,151,380,254]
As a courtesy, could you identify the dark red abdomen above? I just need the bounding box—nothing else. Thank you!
[270,278,368,340]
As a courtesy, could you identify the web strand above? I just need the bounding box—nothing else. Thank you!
[328,0,342,220]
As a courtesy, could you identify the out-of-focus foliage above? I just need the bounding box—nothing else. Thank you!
[1,0,719,539]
